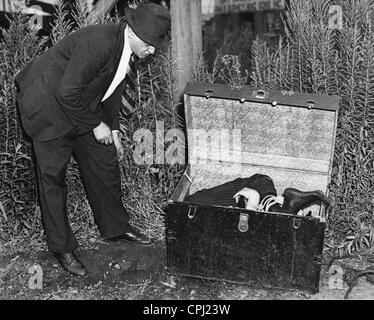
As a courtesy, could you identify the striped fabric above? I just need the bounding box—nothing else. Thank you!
[120,53,138,119]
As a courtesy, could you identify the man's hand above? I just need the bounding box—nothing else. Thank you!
[93,122,113,145]
[112,130,124,161]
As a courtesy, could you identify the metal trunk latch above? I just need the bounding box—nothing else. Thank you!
[187,206,197,220]
[205,89,214,99]
[292,217,301,230]
[238,212,249,232]
[253,89,268,99]
[306,100,315,110]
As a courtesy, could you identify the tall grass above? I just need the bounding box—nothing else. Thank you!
[0,0,183,250]
[118,47,185,240]
[203,24,254,82]
[3,0,371,256]
[251,0,374,256]
[0,8,48,249]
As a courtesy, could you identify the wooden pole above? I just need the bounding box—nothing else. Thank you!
[170,0,202,103]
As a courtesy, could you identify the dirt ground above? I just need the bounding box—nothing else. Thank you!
[0,240,373,300]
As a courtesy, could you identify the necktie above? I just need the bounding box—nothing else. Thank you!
[120,53,138,119]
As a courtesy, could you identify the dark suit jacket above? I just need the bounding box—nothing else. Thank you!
[15,23,128,141]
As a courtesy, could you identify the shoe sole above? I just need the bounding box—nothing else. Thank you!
[60,266,88,277]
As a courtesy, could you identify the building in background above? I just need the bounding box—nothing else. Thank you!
[1,0,286,58]
[0,0,60,34]
[1,0,286,38]
[0,0,167,34]
[202,0,286,39]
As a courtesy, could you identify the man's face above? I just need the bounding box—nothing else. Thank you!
[128,28,156,59]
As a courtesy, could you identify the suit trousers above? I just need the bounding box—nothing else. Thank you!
[33,129,130,253]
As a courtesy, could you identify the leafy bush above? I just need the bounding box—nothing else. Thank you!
[4,0,372,257]
[203,24,254,82]
[119,47,185,240]
[0,10,47,249]
[251,0,374,254]
[0,0,183,250]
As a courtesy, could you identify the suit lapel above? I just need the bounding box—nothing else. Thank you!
[99,22,127,100]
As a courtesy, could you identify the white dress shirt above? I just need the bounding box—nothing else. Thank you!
[102,25,132,102]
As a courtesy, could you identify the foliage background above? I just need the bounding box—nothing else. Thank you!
[1,0,373,257]
[250,0,374,256]
[0,0,184,251]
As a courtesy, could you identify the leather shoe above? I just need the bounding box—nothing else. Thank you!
[281,188,331,215]
[53,252,88,277]
[107,226,152,246]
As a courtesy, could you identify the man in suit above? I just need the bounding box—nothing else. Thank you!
[15,2,171,277]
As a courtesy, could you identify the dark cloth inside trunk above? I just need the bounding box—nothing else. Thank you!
[185,174,277,207]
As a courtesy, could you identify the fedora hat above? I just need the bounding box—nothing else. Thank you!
[125,2,171,50]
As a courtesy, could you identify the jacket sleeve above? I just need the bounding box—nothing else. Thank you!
[111,113,120,131]
[14,57,36,91]
[56,41,111,135]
